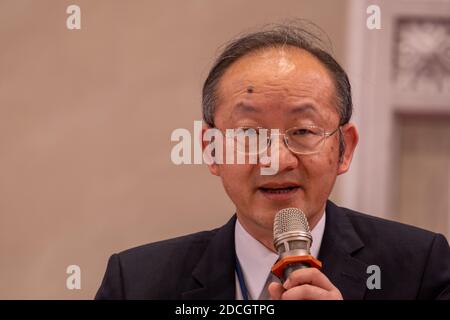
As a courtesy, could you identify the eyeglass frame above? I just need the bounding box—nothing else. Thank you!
[217,125,342,156]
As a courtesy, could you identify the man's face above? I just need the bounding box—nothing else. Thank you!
[206,47,357,243]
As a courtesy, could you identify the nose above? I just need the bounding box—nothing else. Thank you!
[273,135,299,172]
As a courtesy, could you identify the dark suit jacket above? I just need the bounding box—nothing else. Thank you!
[95,201,450,299]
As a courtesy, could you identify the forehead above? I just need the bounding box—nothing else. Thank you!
[215,46,338,124]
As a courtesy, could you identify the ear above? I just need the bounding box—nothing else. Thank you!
[201,125,220,176]
[337,123,359,175]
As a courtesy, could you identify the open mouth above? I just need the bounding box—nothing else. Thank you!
[259,186,300,194]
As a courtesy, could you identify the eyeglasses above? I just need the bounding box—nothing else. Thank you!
[226,125,341,156]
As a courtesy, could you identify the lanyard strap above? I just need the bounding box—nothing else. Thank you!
[235,258,249,300]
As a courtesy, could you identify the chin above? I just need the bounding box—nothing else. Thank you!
[251,207,279,230]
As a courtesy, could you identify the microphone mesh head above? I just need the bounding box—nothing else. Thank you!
[273,208,310,239]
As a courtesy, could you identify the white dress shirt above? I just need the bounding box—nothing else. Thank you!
[234,212,326,300]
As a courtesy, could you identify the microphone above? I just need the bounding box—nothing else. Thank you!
[271,208,322,282]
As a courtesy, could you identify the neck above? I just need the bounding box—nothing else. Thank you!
[236,216,276,252]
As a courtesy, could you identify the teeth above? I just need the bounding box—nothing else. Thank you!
[267,189,291,194]
[262,187,297,194]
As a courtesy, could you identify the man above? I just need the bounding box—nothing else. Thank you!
[96,23,450,300]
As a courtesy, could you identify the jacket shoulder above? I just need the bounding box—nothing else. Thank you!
[119,228,218,260]
[118,228,219,278]
[96,227,220,299]
[334,205,450,299]
[340,206,439,245]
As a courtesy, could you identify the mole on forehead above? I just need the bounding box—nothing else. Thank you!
[246,86,254,93]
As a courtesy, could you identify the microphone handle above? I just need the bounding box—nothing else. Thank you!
[283,262,310,281]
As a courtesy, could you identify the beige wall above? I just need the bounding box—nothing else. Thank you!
[0,0,348,299]
[396,115,450,238]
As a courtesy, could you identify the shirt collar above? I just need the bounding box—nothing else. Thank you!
[234,211,326,299]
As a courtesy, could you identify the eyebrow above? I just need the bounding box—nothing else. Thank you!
[233,102,262,114]
[232,102,319,115]
[289,103,319,115]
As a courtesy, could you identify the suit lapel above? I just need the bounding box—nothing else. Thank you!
[181,216,237,299]
[181,202,369,300]
[319,201,369,300]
